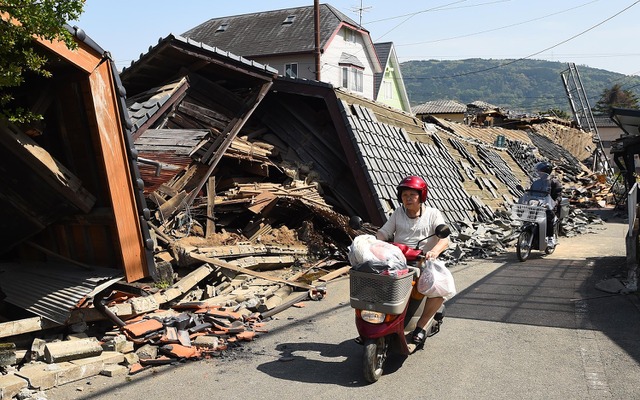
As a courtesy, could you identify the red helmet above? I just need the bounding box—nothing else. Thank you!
[397,176,428,203]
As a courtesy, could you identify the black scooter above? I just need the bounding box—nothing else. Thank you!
[512,187,569,262]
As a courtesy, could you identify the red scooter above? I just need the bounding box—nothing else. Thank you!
[349,222,451,383]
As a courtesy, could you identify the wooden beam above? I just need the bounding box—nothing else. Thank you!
[190,254,314,290]
[184,81,273,208]
[206,177,216,237]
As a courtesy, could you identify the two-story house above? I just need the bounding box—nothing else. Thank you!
[182,3,383,101]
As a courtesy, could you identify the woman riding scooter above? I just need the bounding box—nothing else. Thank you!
[376,176,451,344]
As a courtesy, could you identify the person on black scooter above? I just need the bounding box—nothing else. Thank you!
[530,161,563,247]
[376,176,451,345]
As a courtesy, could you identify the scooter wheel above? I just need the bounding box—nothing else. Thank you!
[516,230,533,262]
[363,337,387,383]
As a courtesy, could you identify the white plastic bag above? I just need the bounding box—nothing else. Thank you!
[417,260,456,301]
[347,234,406,272]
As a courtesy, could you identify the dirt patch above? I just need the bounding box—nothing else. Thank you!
[256,226,300,245]
[175,226,302,248]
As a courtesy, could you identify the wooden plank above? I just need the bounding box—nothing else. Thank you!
[0,123,96,212]
[206,177,216,237]
[185,81,273,208]
[88,62,148,282]
[318,265,351,282]
[190,254,314,290]
[157,190,188,221]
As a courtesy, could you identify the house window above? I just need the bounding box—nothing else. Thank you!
[344,27,357,43]
[216,23,229,33]
[383,81,393,99]
[341,66,363,92]
[284,63,298,78]
[283,15,296,25]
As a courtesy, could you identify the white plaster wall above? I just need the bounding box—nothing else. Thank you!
[253,28,377,100]
[320,29,376,100]
[253,55,316,80]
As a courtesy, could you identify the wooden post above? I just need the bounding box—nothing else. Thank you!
[207,177,216,237]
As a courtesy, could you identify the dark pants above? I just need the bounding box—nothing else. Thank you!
[545,209,555,237]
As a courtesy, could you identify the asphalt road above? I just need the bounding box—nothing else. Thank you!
[47,209,640,400]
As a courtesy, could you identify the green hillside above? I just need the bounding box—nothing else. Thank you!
[400,58,640,114]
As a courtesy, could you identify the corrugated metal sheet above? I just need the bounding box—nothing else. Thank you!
[0,263,123,324]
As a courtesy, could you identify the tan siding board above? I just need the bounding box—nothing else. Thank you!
[89,62,147,282]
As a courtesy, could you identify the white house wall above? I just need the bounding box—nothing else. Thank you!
[254,54,315,80]
[252,29,377,100]
[321,28,376,100]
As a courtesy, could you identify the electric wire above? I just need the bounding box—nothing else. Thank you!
[414,0,640,79]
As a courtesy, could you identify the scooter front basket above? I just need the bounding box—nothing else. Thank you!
[349,269,414,314]
[512,204,546,223]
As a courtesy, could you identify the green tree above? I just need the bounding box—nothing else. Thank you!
[592,83,639,115]
[541,108,571,120]
[0,0,84,123]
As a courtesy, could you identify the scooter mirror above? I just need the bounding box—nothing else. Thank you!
[434,224,451,239]
[349,216,363,230]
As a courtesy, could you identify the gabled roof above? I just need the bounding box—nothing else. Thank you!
[182,4,362,58]
[271,78,476,226]
[413,100,467,115]
[373,42,411,112]
[468,100,499,111]
[121,34,277,98]
[373,42,392,94]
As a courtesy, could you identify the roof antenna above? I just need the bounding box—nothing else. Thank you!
[350,0,371,27]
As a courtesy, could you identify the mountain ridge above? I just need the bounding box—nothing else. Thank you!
[400,58,640,114]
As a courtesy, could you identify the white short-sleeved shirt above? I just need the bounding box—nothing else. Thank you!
[377,205,446,252]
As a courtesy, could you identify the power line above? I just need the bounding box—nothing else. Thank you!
[368,0,510,24]
[397,0,600,47]
[417,0,640,79]
[373,0,470,42]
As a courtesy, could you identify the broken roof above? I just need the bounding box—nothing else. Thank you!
[413,100,467,115]
[120,34,278,98]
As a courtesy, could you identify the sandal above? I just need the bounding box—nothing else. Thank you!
[412,327,427,344]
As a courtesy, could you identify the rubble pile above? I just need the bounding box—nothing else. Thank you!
[444,205,607,261]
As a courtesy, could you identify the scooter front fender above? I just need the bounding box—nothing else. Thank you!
[355,308,408,340]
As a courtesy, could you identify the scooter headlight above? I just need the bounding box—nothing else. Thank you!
[360,310,386,324]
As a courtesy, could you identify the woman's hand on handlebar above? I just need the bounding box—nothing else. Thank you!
[425,251,437,260]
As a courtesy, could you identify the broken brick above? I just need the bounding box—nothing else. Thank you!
[128,363,145,375]
[160,344,200,359]
[236,331,256,341]
[123,319,164,337]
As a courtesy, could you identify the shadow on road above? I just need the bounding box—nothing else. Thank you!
[446,251,640,363]
[256,339,368,386]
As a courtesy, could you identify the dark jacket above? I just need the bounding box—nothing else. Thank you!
[530,176,563,200]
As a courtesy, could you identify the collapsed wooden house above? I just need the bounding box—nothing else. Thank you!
[0,21,620,392]
[0,29,606,341]
[0,25,158,333]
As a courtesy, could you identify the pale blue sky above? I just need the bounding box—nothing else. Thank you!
[71,0,640,75]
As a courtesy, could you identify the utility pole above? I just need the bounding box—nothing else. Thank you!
[314,0,321,81]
